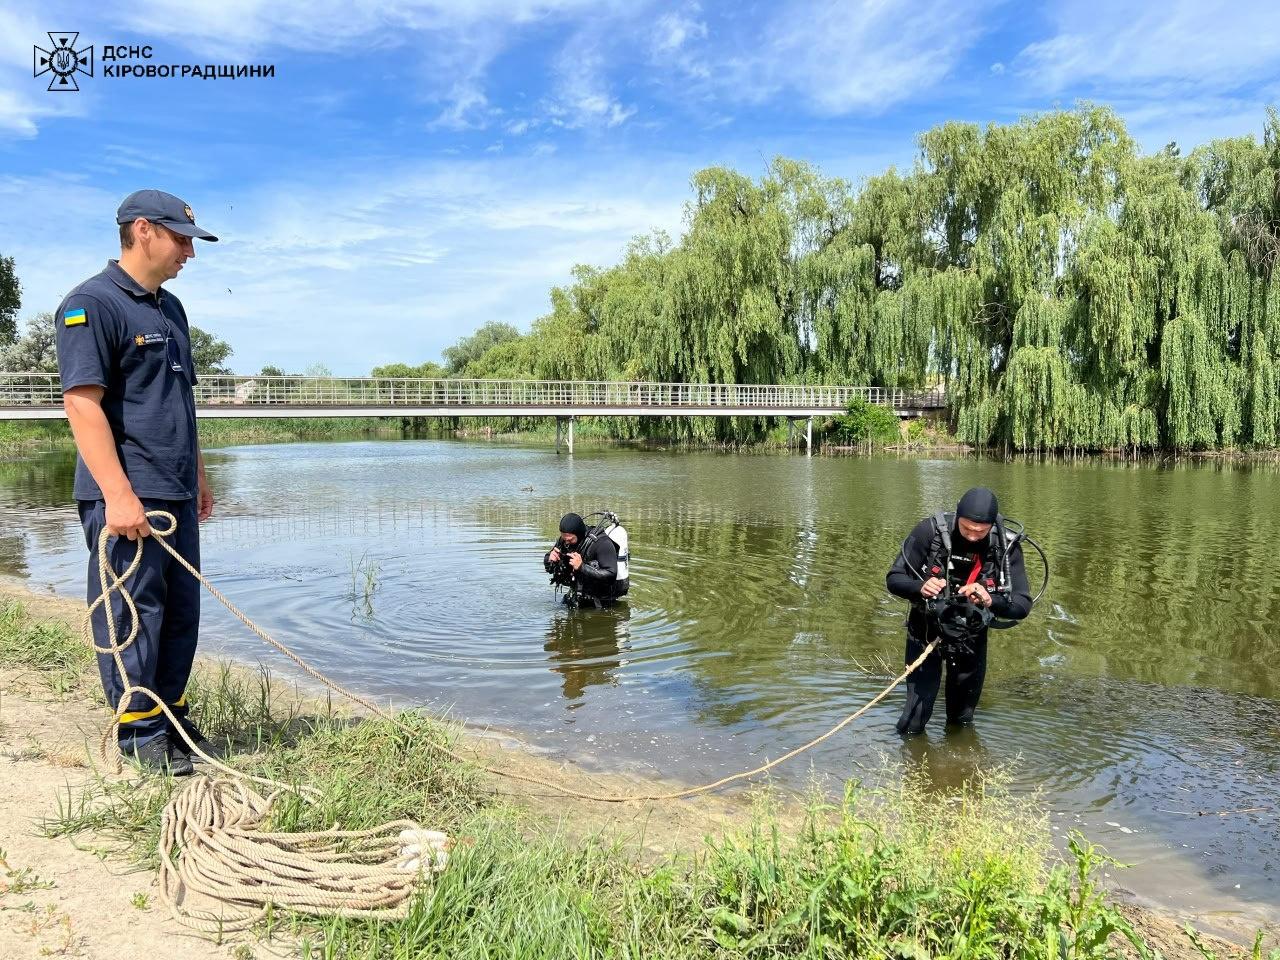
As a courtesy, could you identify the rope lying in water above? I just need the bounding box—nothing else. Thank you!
[88,510,934,926]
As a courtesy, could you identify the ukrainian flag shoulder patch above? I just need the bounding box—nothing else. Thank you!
[64,308,87,327]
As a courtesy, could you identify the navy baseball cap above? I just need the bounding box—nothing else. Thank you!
[116,189,218,241]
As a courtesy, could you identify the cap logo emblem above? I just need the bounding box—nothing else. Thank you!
[183,204,194,222]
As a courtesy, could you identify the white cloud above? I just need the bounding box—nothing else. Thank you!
[653,9,707,53]
[640,0,997,115]
[1015,0,1280,93]
[115,0,610,59]
[0,155,688,375]
[646,4,712,84]
[754,0,994,113]
[544,35,636,129]
[431,83,495,130]
[0,90,39,138]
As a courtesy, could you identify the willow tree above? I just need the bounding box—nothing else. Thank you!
[661,165,801,388]
[445,106,1280,451]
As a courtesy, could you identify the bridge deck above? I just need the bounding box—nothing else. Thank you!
[0,373,945,421]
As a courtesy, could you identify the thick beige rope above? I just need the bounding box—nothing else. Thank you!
[93,510,937,803]
[86,510,934,931]
[89,512,447,933]
[157,777,448,933]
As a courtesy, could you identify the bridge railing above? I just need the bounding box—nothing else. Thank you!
[0,372,944,411]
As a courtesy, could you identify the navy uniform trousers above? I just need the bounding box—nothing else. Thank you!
[79,497,200,749]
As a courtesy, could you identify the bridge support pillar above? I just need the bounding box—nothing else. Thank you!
[786,417,813,456]
[555,416,575,455]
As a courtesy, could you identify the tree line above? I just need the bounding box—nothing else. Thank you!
[417,107,1280,453]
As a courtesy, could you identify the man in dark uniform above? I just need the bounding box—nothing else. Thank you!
[886,487,1032,735]
[55,189,220,776]
[544,512,625,609]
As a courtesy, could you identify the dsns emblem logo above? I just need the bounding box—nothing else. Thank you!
[34,33,94,92]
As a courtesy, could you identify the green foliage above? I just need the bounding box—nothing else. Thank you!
[371,360,447,379]
[831,396,901,446]
[698,785,1159,960]
[442,321,521,375]
[0,254,19,347]
[903,417,956,448]
[0,602,93,695]
[436,107,1280,452]
[0,419,72,453]
[188,324,234,375]
[10,106,1279,453]
[196,417,405,444]
[258,364,286,377]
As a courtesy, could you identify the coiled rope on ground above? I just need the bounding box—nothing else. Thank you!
[87,509,936,930]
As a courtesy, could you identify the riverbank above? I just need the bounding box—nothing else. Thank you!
[12,415,1280,461]
[0,582,1271,959]
[0,418,413,456]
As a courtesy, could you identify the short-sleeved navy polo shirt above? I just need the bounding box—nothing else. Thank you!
[54,260,200,502]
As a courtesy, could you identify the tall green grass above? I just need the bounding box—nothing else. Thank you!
[0,601,93,695]
[0,420,73,453]
[197,417,414,444]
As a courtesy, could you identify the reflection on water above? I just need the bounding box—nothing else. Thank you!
[898,723,996,796]
[544,604,632,707]
[0,438,1277,923]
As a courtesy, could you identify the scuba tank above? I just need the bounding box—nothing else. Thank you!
[585,511,630,597]
[605,519,629,583]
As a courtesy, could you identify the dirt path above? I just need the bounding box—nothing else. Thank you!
[0,581,1269,959]
[0,669,244,959]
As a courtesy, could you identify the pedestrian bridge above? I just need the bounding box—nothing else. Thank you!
[0,372,945,452]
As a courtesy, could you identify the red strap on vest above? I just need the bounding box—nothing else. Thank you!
[964,554,983,586]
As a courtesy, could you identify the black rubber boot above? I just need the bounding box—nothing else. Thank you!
[124,733,194,777]
[172,721,228,764]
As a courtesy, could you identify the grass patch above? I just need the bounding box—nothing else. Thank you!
[825,397,903,449]
[0,601,93,695]
[4,599,1271,958]
[0,420,73,453]
[346,551,381,617]
[901,416,960,449]
[198,417,412,445]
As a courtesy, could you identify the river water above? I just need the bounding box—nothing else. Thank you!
[1,439,1276,925]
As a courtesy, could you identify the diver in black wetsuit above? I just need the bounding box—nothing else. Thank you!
[544,512,627,609]
[886,488,1033,735]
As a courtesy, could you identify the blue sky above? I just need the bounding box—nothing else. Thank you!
[2,0,1278,375]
